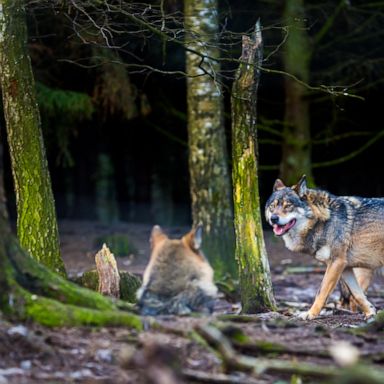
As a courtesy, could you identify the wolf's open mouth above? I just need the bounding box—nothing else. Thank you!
[273,218,296,236]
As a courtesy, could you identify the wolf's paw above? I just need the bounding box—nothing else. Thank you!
[364,308,377,322]
[297,311,317,320]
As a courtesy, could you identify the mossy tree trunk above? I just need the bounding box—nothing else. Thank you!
[231,24,276,313]
[184,0,236,277]
[280,0,314,185]
[0,145,141,328]
[0,0,65,276]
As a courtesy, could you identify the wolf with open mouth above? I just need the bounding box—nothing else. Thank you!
[265,175,384,320]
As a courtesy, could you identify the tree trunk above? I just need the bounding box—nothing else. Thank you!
[0,147,140,327]
[280,0,314,185]
[231,25,276,313]
[95,153,119,223]
[184,0,236,276]
[0,0,65,276]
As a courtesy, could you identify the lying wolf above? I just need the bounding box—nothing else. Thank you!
[265,175,384,320]
[136,225,218,315]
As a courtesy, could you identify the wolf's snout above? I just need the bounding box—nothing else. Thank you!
[270,214,279,224]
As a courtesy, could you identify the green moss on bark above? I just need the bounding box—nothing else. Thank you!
[2,238,141,328]
[20,290,142,328]
[231,27,276,313]
[74,269,141,303]
[0,0,65,276]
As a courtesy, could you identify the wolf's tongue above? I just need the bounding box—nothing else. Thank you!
[273,224,285,236]
[273,219,296,236]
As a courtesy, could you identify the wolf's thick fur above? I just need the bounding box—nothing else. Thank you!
[136,225,218,315]
[265,175,384,320]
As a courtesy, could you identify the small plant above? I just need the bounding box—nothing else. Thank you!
[94,234,138,257]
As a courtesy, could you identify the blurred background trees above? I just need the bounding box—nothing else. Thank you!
[1,0,383,227]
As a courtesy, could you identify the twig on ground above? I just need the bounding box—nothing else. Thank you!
[195,324,341,378]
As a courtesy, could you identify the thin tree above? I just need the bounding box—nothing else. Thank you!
[279,0,313,185]
[184,0,236,276]
[231,23,276,312]
[0,0,65,275]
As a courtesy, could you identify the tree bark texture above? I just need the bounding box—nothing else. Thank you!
[0,0,65,276]
[184,0,236,276]
[95,243,121,298]
[231,25,276,313]
[0,145,141,327]
[280,0,314,185]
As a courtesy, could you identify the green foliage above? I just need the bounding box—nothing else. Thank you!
[94,234,138,257]
[36,82,94,120]
[91,47,137,120]
[36,82,95,166]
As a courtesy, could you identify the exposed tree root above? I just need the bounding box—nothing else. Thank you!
[2,236,141,328]
[217,323,329,358]
[182,369,262,384]
[195,323,384,381]
[216,314,263,323]
[13,285,142,328]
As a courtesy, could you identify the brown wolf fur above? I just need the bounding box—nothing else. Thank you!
[136,225,218,315]
[265,175,384,320]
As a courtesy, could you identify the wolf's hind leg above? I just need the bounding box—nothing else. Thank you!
[339,268,374,312]
[354,267,374,291]
[351,268,374,312]
[342,268,376,319]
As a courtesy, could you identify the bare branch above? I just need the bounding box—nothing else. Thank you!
[313,130,384,168]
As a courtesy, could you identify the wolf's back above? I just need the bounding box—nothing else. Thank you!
[137,225,218,315]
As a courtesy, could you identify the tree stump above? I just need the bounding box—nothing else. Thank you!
[74,269,141,303]
[95,244,120,298]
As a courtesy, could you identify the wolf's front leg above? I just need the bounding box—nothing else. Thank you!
[299,258,347,320]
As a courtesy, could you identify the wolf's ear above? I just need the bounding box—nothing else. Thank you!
[184,225,203,251]
[273,178,286,191]
[150,225,167,248]
[292,175,307,197]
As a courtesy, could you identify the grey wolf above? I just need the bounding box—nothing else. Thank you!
[265,175,384,320]
[136,225,218,315]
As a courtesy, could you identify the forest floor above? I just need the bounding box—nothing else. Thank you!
[1,220,384,383]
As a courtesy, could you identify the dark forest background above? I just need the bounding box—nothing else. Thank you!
[1,0,383,226]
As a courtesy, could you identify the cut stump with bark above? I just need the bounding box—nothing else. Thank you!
[74,269,141,303]
[95,243,120,298]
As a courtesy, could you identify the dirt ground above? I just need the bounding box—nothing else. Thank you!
[1,220,384,383]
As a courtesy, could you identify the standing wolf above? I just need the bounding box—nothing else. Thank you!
[137,225,218,315]
[265,175,384,320]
